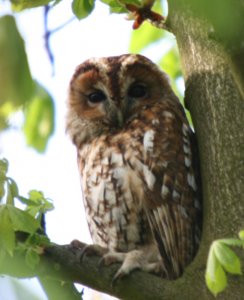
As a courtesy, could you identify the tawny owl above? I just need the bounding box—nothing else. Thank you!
[66,54,202,280]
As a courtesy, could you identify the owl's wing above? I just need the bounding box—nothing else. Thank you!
[141,106,201,278]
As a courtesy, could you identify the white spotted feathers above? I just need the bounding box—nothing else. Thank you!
[67,54,202,280]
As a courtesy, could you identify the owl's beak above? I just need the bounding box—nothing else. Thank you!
[108,99,124,129]
[117,110,124,128]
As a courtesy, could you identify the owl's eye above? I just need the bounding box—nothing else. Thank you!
[128,83,147,98]
[88,91,106,103]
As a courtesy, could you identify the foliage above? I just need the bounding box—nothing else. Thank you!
[22,82,55,153]
[129,20,164,52]
[72,0,95,19]
[0,158,53,268]
[0,15,55,152]
[205,234,244,296]
[0,16,33,109]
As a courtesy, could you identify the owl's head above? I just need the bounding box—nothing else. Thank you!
[66,54,178,146]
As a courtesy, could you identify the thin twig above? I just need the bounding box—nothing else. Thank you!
[44,5,55,75]
[43,5,76,75]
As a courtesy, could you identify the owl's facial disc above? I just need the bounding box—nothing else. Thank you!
[90,95,124,129]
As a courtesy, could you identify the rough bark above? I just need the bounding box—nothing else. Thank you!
[166,0,244,298]
[167,0,244,240]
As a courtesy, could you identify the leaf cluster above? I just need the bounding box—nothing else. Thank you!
[0,158,53,270]
[0,15,55,152]
[205,234,244,296]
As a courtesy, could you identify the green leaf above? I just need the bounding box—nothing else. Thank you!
[0,158,9,175]
[7,205,40,234]
[28,190,45,202]
[0,16,34,109]
[0,205,15,255]
[100,0,141,12]
[239,230,244,240]
[11,0,52,11]
[214,241,242,275]
[0,116,9,131]
[17,191,53,218]
[17,196,36,206]
[129,21,164,53]
[25,248,40,269]
[6,181,14,205]
[0,249,6,266]
[23,82,55,153]
[0,181,5,199]
[0,159,8,200]
[100,0,126,13]
[72,0,95,19]
[28,233,50,247]
[129,0,164,52]
[7,178,19,198]
[205,245,227,296]
[159,46,182,80]
[158,45,185,107]
[24,190,54,217]
[219,238,244,247]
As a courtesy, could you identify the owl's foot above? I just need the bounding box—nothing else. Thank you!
[70,241,165,283]
[70,240,108,261]
[81,244,108,260]
[99,246,165,284]
[70,239,86,250]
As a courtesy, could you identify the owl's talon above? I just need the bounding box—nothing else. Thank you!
[111,271,123,287]
[70,239,86,250]
[78,245,90,262]
[98,257,106,272]
[111,267,132,287]
[101,248,159,286]
[71,243,108,262]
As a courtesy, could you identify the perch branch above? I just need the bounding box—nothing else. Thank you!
[0,242,184,300]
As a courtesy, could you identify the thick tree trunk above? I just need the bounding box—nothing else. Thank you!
[166,0,244,298]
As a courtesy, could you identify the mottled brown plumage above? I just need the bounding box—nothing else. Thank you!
[66,54,202,280]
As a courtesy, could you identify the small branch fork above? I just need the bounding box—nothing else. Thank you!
[125,3,166,30]
[43,5,75,74]
[42,0,168,74]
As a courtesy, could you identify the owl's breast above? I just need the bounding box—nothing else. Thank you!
[78,137,152,251]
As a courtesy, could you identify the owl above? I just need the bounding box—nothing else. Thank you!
[66,54,202,280]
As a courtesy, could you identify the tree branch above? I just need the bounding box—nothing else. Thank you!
[0,242,200,300]
[43,5,75,75]
[1,240,244,299]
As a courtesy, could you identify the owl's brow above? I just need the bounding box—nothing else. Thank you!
[73,63,100,80]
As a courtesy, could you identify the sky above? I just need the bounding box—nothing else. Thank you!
[0,0,171,298]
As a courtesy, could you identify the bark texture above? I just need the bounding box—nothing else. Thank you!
[165,0,244,298]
